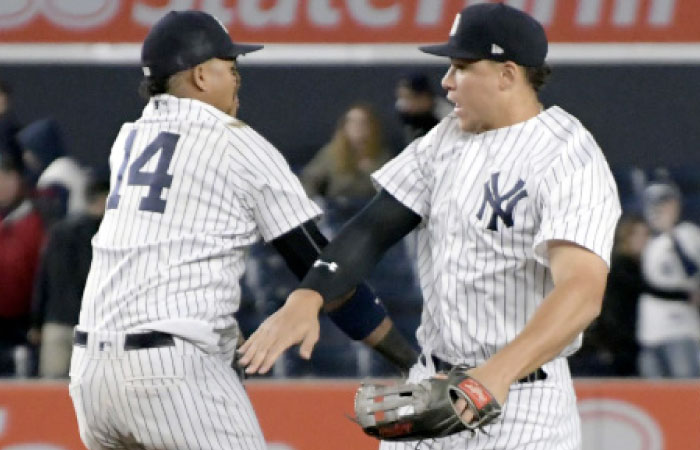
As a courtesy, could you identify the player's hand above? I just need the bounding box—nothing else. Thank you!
[238,289,323,374]
[452,365,510,424]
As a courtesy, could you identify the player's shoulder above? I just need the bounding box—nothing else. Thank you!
[215,118,292,172]
[221,116,251,131]
[534,106,604,165]
[414,113,462,154]
[219,118,275,154]
[536,106,586,138]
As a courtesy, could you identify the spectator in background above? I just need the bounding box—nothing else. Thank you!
[595,215,650,376]
[28,172,109,378]
[17,118,88,225]
[0,80,22,157]
[637,180,700,378]
[569,215,651,377]
[394,72,451,146]
[0,145,45,377]
[0,80,12,118]
[301,103,390,203]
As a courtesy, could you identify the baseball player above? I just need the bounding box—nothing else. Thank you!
[69,10,415,450]
[240,3,621,449]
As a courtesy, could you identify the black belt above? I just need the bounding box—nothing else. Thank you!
[74,330,175,350]
[419,354,547,383]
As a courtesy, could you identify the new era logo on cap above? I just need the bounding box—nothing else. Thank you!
[491,44,504,55]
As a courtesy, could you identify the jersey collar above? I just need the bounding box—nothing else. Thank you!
[143,94,243,127]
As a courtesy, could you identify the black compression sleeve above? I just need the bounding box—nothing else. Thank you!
[299,190,422,302]
[271,221,328,279]
[272,219,390,341]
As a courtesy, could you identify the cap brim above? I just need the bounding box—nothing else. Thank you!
[231,43,264,57]
[419,43,483,60]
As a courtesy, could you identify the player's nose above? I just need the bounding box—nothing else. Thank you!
[441,66,455,91]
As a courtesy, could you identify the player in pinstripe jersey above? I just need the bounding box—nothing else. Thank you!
[69,10,416,450]
[241,4,621,449]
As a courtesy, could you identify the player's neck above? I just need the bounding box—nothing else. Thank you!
[492,93,542,130]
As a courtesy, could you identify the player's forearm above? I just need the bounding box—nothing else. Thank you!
[484,276,604,384]
[361,317,418,374]
[300,190,421,302]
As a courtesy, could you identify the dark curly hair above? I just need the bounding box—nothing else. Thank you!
[138,76,170,100]
[524,64,552,92]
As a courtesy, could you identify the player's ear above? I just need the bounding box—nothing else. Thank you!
[498,61,519,90]
[191,64,208,92]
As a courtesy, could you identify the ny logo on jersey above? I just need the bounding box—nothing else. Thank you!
[476,172,528,231]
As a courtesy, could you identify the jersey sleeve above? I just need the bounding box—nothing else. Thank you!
[371,134,433,221]
[532,133,621,268]
[225,125,321,242]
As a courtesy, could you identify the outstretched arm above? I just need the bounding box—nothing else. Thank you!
[270,216,418,372]
[239,190,421,374]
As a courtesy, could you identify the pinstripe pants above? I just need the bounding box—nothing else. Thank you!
[380,358,581,450]
[69,329,266,450]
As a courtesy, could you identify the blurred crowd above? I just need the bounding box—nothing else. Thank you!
[2,74,699,379]
[569,171,700,378]
[0,79,110,377]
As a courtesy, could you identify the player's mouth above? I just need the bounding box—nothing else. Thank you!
[446,95,462,115]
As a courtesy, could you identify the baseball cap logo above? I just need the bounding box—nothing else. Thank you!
[449,13,461,36]
[491,43,504,55]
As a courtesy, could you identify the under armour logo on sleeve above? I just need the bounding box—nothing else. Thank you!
[313,259,339,272]
[476,172,528,231]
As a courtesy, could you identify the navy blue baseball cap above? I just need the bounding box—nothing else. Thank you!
[420,3,548,67]
[141,10,263,79]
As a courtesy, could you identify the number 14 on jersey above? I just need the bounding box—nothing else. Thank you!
[106,130,179,213]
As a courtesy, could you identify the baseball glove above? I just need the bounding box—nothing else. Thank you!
[353,365,502,441]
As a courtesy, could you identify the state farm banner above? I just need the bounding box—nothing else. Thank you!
[0,0,699,44]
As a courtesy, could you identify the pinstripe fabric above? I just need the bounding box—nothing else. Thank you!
[373,107,620,450]
[69,331,266,450]
[81,95,320,336]
[72,95,321,449]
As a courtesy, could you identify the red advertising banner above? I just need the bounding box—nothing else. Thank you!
[1,380,700,450]
[576,380,700,450]
[0,0,699,44]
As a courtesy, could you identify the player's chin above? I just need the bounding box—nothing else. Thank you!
[452,109,471,131]
[456,114,483,133]
[457,117,475,132]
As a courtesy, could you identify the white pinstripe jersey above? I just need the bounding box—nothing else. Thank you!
[373,106,621,366]
[79,94,321,345]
